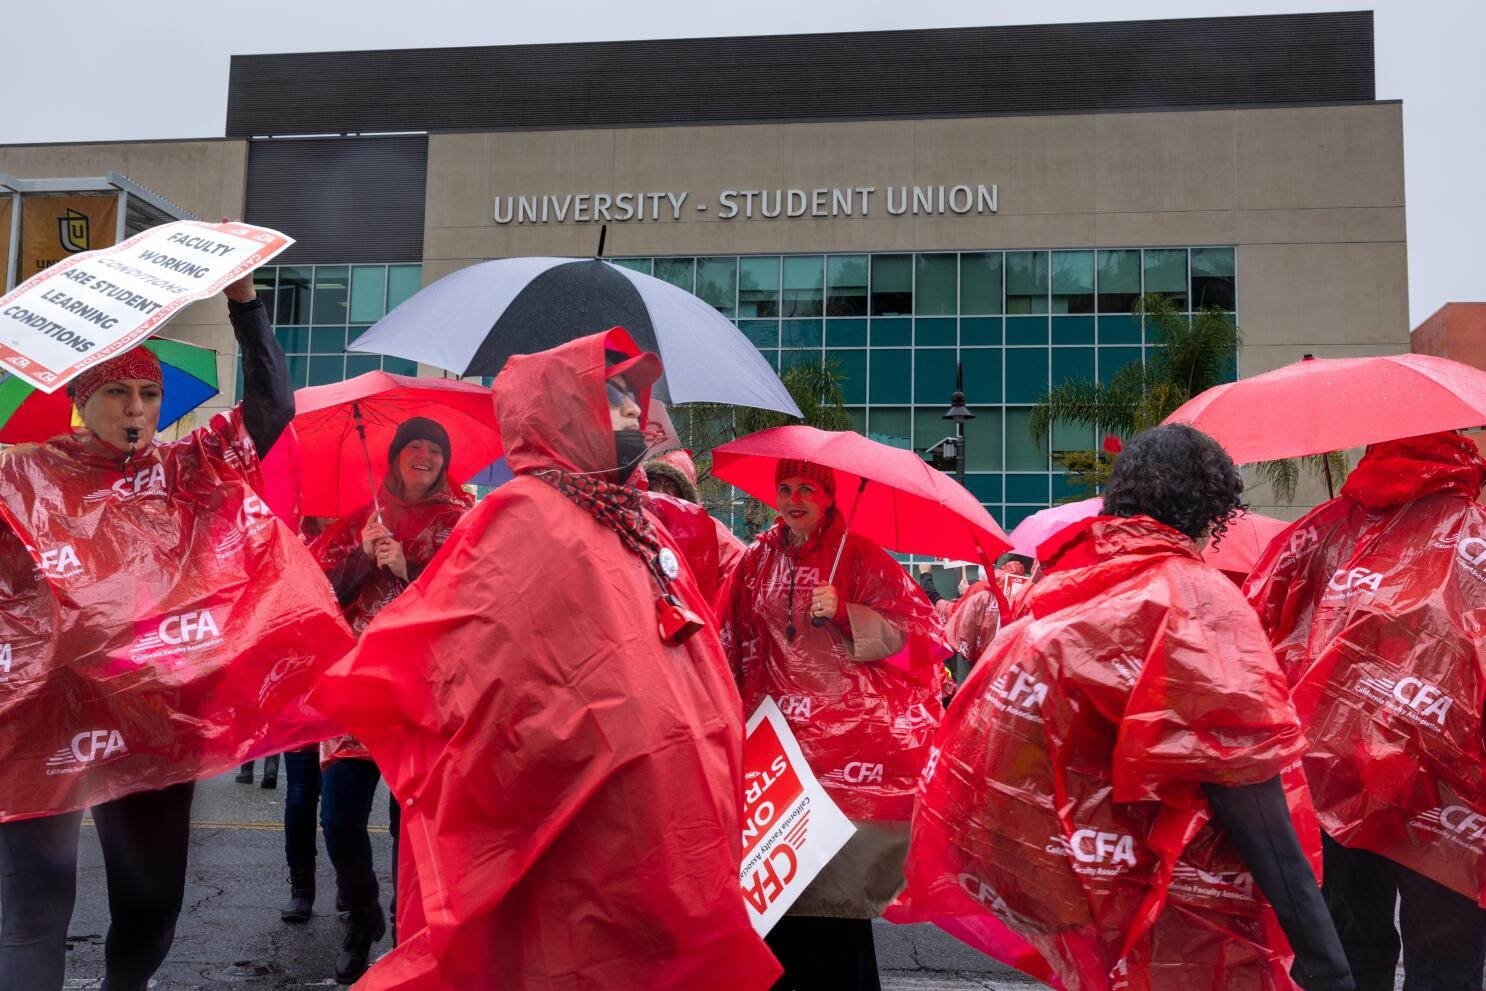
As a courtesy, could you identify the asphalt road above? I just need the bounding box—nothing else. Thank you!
[57,770,1042,990]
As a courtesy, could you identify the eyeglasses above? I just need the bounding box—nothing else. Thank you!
[605,380,638,409]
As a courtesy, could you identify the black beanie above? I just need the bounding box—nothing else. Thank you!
[388,416,451,466]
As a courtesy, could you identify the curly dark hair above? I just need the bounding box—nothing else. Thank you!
[1102,424,1245,547]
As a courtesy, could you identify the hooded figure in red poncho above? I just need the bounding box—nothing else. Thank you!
[306,328,780,991]
[717,459,945,988]
[1245,431,1486,991]
[0,276,355,991]
[897,425,1353,991]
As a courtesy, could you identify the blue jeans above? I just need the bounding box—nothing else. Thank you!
[282,749,320,873]
[320,759,400,911]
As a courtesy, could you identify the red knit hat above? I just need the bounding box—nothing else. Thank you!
[774,458,836,496]
[67,347,163,410]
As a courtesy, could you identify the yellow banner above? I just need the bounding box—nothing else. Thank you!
[0,195,12,290]
[19,193,118,280]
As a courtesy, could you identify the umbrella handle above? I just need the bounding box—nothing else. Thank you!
[811,477,869,627]
[351,401,380,515]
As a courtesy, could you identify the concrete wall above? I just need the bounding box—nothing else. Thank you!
[0,140,249,421]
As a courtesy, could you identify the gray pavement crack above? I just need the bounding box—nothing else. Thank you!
[186,872,227,914]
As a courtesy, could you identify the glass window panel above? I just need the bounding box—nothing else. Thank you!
[1004,504,1043,529]
[1006,472,1050,504]
[781,256,824,318]
[1006,316,1048,345]
[870,254,912,316]
[781,350,817,374]
[1143,249,1188,307]
[826,318,867,347]
[1051,472,1090,502]
[1096,250,1141,313]
[1005,251,1048,314]
[1050,251,1094,314]
[914,254,957,315]
[611,257,652,275]
[275,326,309,353]
[869,318,911,347]
[1052,347,1095,387]
[381,357,418,377]
[346,354,381,378]
[868,349,912,405]
[310,326,346,354]
[961,317,1001,346]
[914,349,957,405]
[387,266,422,310]
[1004,349,1049,404]
[1191,247,1235,277]
[966,408,1004,472]
[965,471,1002,502]
[308,356,344,386]
[251,268,277,315]
[915,318,956,347]
[846,408,867,434]
[654,258,695,292]
[739,257,780,318]
[276,267,312,324]
[1051,316,1095,344]
[696,257,737,315]
[914,408,953,459]
[781,319,823,349]
[960,253,1003,315]
[1098,314,1142,345]
[1146,313,1188,345]
[286,355,310,389]
[961,348,1002,404]
[828,350,867,404]
[1052,419,1094,454]
[867,407,911,450]
[826,255,868,317]
[1099,347,1143,385]
[738,320,779,349]
[349,266,387,323]
[347,325,370,352]
[761,350,780,370]
[1191,249,1236,312]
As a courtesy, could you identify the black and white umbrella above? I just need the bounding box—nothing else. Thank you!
[349,257,802,416]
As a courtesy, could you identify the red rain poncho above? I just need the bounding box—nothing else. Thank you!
[899,516,1315,991]
[311,480,474,767]
[0,409,355,822]
[718,514,945,917]
[945,579,999,665]
[642,489,746,606]
[1245,431,1486,903]
[307,330,779,991]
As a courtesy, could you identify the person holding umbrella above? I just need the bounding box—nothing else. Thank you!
[0,271,355,991]
[304,328,780,990]
[896,425,1352,991]
[718,458,946,990]
[306,416,473,982]
[1245,431,1486,991]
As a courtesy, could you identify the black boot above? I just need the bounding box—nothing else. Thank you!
[260,753,279,789]
[280,869,314,923]
[234,762,253,784]
[334,902,386,984]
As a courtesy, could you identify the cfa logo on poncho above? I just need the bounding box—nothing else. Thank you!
[989,666,1047,723]
[1169,863,1255,901]
[1352,674,1453,728]
[841,761,884,785]
[1047,829,1138,871]
[216,494,277,555]
[1458,537,1486,580]
[131,609,222,662]
[957,872,1010,913]
[1414,805,1486,853]
[1325,567,1384,600]
[45,729,126,775]
[778,695,813,720]
[37,544,82,578]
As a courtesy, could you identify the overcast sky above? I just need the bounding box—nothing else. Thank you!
[2,0,1479,326]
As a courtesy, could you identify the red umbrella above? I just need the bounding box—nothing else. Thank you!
[1163,353,1486,464]
[711,425,1011,567]
[292,372,502,516]
[1202,509,1291,583]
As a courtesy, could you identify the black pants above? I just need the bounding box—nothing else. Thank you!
[765,916,879,991]
[1323,833,1486,991]
[282,748,321,873]
[320,759,400,912]
[0,781,194,991]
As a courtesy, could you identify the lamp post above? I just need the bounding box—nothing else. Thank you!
[942,363,974,490]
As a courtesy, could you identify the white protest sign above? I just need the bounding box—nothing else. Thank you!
[0,220,294,392]
[740,696,855,935]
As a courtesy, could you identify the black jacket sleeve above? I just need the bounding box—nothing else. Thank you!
[325,548,376,608]
[917,571,943,604]
[1201,778,1355,991]
[228,296,293,455]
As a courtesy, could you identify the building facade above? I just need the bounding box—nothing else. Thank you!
[0,11,1409,523]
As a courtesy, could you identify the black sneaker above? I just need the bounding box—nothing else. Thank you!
[334,902,386,984]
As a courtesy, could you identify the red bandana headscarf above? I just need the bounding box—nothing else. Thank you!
[67,348,163,411]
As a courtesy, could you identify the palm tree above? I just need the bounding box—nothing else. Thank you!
[676,359,852,534]
[1030,294,1341,501]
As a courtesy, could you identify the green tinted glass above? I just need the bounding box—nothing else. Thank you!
[914,254,957,315]
[960,253,1003,315]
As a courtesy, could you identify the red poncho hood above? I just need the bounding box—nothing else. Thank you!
[898,515,1314,991]
[1246,430,1486,904]
[308,330,779,990]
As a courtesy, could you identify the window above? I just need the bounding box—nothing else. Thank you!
[867,407,911,450]
[1191,247,1236,310]
[349,266,387,323]
[1050,251,1094,314]
[1143,249,1187,309]
[870,255,912,316]
[960,253,1003,315]
[1097,250,1141,314]
[826,255,868,316]
[1005,252,1048,314]
[696,257,737,317]
[739,257,780,318]
[782,256,824,318]
[914,254,957,315]
[654,258,695,293]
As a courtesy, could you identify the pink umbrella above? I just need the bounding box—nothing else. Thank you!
[1202,510,1291,582]
[1007,498,1103,558]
